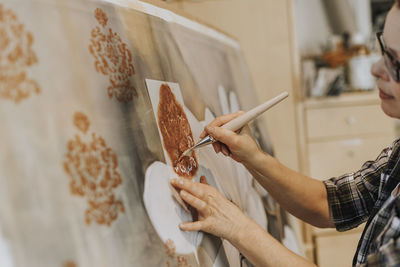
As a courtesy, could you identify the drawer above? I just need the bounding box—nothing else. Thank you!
[308,135,394,179]
[306,105,394,140]
[315,231,361,267]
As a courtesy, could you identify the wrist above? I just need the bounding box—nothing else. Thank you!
[242,148,267,170]
[229,215,256,245]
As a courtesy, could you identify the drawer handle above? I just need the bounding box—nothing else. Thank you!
[346,116,356,125]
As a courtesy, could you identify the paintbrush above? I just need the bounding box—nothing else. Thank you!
[179,91,289,159]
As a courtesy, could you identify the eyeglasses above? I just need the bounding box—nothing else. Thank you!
[376,32,400,82]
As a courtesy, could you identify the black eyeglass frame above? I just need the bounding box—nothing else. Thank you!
[376,31,400,82]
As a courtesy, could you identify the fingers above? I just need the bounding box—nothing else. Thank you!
[220,144,232,156]
[212,142,230,155]
[199,111,244,139]
[169,182,190,213]
[212,142,221,153]
[212,141,231,157]
[239,124,253,139]
[206,126,237,148]
[180,190,207,212]
[179,221,205,232]
[209,111,244,128]
[171,179,205,199]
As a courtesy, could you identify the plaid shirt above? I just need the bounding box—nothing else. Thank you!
[324,138,400,266]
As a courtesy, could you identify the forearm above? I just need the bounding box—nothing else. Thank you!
[244,151,334,228]
[229,216,316,267]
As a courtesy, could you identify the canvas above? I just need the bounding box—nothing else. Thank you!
[0,0,275,266]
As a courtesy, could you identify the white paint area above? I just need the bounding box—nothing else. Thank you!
[0,227,14,267]
[144,161,203,255]
[218,85,230,115]
[229,91,240,113]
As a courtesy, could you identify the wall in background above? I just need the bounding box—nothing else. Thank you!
[294,0,332,56]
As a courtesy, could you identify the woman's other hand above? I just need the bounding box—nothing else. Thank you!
[171,177,317,267]
[171,177,250,241]
[200,111,262,165]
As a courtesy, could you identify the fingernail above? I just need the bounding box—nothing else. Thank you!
[222,146,229,156]
[213,146,217,153]
[174,179,184,185]
[180,190,187,196]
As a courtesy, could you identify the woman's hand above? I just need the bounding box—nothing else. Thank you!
[171,178,317,267]
[200,111,262,165]
[171,177,250,241]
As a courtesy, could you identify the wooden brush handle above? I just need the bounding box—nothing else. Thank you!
[222,91,288,132]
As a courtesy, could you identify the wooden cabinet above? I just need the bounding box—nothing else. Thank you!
[298,91,397,266]
[308,136,394,179]
[306,105,394,141]
[315,227,364,267]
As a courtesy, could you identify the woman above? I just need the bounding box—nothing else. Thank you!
[171,1,400,266]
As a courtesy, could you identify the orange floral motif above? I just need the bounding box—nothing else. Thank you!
[165,250,191,267]
[89,8,137,102]
[73,112,90,134]
[164,239,176,258]
[94,8,108,27]
[177,256,192,267]
[62,261,77,267]
[0,4,40,103]
[63,112,125,226]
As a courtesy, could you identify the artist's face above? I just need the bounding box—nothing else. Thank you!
[371,5,400,119]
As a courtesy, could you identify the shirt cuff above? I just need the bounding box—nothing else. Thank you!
[323,179,359,232]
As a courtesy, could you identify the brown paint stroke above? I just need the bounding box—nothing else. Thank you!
[89,8,137,102]
[165,252,192,267]
[62,261,77,267]
[157,84,198,178]
[63,112,125,226]
[177,256,192,267]
[0,4,40,103]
